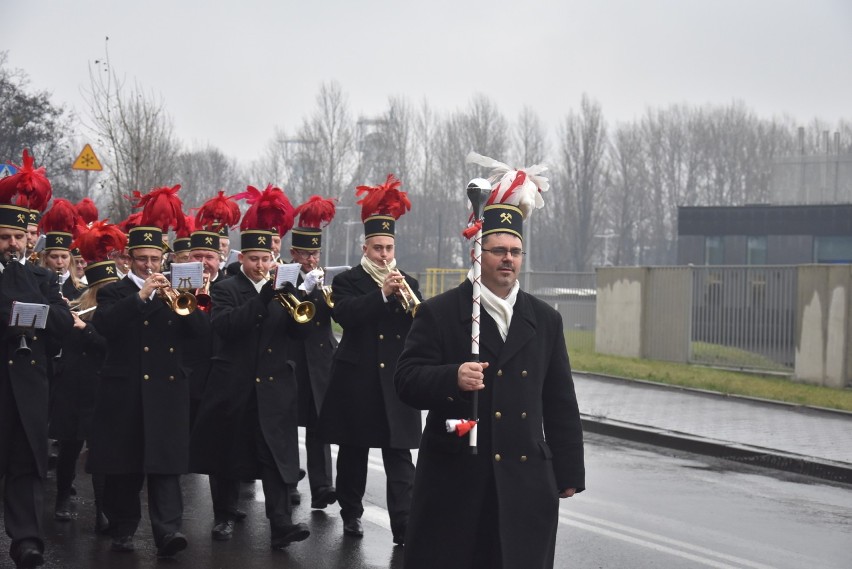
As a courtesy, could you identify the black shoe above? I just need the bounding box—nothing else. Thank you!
[156,532,188,557]
[69,484,77,496]
[54,495,73,522]
[270,522,310,549]
[342,517,364,538]
[310,486,337,509]
[110,536,135,552]
[211,520,235,541]
[289,486,301,505]
[233,508,248,521]
[16,546,43,569]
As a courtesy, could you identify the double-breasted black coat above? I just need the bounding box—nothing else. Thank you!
[49,320,107,441]
[394,280,586,569]
[87,276,206,475]
[291,279,336,426]
[189,271,304,484]
[317,264,421,449]
[0,262,73,477]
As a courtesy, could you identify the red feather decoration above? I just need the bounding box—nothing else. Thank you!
[175,214,196,239]
[118,212,143,233]
[75,197,99,224]
[195,190,241,233]
[39,198,85,237]
[294,195,337,228]
[133,185,187,233]
[234,185,294,236]
[72,221,128,262]
[355,174,410,221]
[0,149,53,211]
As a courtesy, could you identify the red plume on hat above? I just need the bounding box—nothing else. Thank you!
[75,197,99,225]
[175,214,196,239]
[195,190,241,233]
[294,195,337,228]
[72,221,128,263]
[118,211,143,233]
[132,185,188,233]
[39,198,85,238]
[233,184,294,236]
[355,174,410,222]
[0,149,53,212]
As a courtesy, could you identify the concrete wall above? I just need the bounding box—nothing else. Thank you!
[795,265,852,388]
[595,268,645,358]
[643,268,692,363]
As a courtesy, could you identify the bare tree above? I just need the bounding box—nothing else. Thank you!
[83,41,180,220]
[175,145,243,210]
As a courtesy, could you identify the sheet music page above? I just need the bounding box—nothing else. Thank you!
[170,262,204,289]
[275,263,301,288]
[10,301,50,329]
[323,266,350,287]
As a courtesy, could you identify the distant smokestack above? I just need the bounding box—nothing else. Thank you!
[798,126,805,155]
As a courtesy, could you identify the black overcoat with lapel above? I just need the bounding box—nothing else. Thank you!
[61,277,83,302]
[189,270,303,484]
[87,276,205,474]
[0,261,73,477]
[292,275,336,425]
[394,280,585,569]
[317,264,421,449]
[49,319,107,440]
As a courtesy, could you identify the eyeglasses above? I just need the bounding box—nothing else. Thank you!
[295,250,320,258]
[482,247,525,258]
[131,256,162,264]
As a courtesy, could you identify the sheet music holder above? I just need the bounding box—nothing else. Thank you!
[10,301,49,330]
[275,263,301,289]
[323,266,349,287]
[170,262,204,289]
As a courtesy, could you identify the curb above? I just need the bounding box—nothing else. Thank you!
[581,415,852,485]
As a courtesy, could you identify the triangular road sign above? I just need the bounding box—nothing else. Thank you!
[72,144,103,171]
[0,164,17,178]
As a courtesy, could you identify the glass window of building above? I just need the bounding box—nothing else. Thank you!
[705,236,724,265]
[747,236,767,265]
[814,236,852,263]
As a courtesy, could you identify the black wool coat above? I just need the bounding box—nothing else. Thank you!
[0,262,73,477]
[317,264,421,449]
[394,280,586,569]
[49,320,107,440]
[87,276,206,474]
[291,277,336,426]
[190,271,304,484]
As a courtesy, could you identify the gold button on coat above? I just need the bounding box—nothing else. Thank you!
[168,376,175,381]
[446,397,454,402]
[143,375,150,380]
[521,412,527,419]
[255,378,261,383]
[379,363,385,369]
[494,411,502,419]
[494,454,502,462]
[143,321,149,326]
[520,455,527,462]
[496,370,503,377]
[379,334,384,340]
[521,370,528,377]
[143,347,149,352]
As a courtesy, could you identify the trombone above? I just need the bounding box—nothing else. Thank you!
[147,269,197,316]
[383,260,420,317]
[263,271,315,323]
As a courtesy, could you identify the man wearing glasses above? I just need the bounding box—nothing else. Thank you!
[395,195,585,568]
[89,224,205,558]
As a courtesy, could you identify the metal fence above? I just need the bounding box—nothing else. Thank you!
[689,266,797,371]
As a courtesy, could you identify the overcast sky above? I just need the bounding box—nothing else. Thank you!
[5,0,852,164]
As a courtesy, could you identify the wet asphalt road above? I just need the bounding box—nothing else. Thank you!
[1,431,850,569]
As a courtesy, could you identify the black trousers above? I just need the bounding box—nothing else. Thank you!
[304,399,333,493]
[209,475,240,523]
[0,379,43,559]
[335,445,414,536]
[255,413,293,529]
[103,473,183,547]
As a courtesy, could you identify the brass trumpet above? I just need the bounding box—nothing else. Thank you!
[383,260,420,317]
[311,265,334,309]
[263,272,315,323]
[148,269,197,316]
[195,275,212,312]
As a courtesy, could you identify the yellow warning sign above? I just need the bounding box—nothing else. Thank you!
[72,144,103,171]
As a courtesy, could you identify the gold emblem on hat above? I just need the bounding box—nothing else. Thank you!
[311,237,319,245]
[205,237,213,245]
[17,214,25,223]
[382,221,391,230]
[106,266,115,274]
[143,232,153,242]
[258,236,267,245]
[500,212,513,224]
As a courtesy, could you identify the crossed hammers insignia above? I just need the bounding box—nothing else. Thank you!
[16,214,25,223]
[205,237,213,245]
[382,221,391,230]
[311,237,319,245]
[500,212,513,224]
[106,266,115,274]
[143,232,153,242]
[258,236,267,245]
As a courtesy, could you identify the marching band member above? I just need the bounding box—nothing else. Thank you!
[51,222,126,534]
[394,154,585,569]
[288,196,338,509]
[317,174,422,545]
[0,150,73,569]
[88,186,205,558]
[190,185,310,549]
[38,199,86,302]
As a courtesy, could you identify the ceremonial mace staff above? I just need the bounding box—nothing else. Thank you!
[466,178,491,454]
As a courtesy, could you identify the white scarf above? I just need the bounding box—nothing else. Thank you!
[467,268,519,341]
[360,255,397,287]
